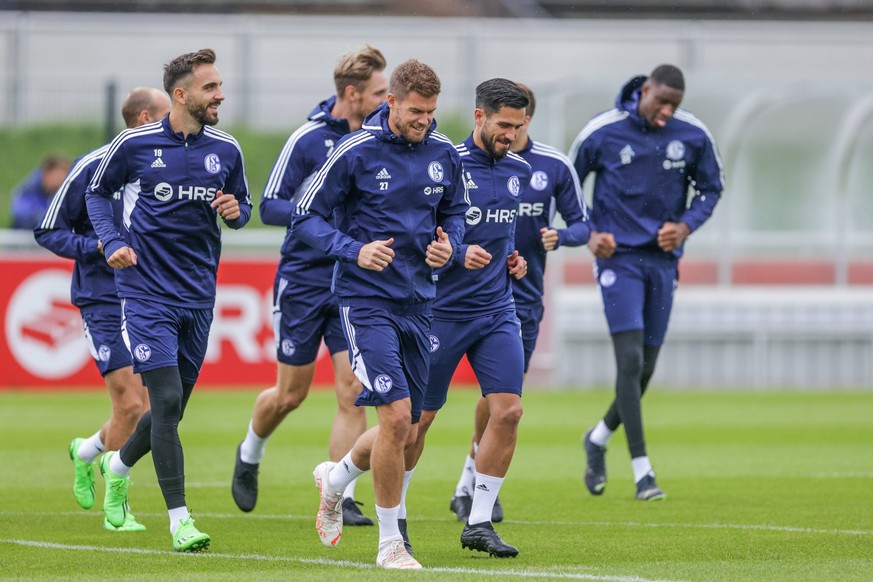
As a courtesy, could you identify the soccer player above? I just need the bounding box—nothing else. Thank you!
[569,64,724,500]
[404,78,530,558]
[294,59,468,569]
[448,82,591,524]
[86,48,252,551]
[34,87,170,532]
[231,45,387,527]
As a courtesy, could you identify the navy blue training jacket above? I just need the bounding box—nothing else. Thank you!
[34,145,119,310]
[261,96,350,285]
[293,102,468,305]
[433,135,531,320]
[512,138,590,307]
[569,75,724,256]
[86,116,251,308]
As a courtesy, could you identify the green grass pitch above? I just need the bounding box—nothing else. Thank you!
[1,387,871,580]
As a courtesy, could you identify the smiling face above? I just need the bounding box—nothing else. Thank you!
[638,79,683,130]
[387,90,438,144]
[474,105,526,160]
[182,63,224,127]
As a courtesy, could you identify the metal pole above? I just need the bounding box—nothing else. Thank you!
[104,79,117,143]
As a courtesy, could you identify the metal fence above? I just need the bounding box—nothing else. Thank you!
[2,12,872,388]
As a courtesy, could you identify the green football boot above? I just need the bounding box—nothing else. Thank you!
[172,516,211,552]
[103,512,147,532]
[68,438,96,510]
[99,451,130,528]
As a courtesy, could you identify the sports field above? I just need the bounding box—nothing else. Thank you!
[1,387,871,580]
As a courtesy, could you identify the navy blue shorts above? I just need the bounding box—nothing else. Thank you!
[272,275,348,366]
[121,297,213,384]
[339,301,431,423]
[595,249,678,346]
[515,302,544,374]
[424,308,524,412]
[81,305,131,376]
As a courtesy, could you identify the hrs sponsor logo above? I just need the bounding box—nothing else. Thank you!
[518,202,545,217]
[154,182,218,202]
[466,206,518,225]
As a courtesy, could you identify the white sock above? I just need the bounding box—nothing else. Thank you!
[631,456,653,483]
[239,421,267,465]
[168,506,190,535]
[375,503,402,544]
[329,452,365,492]
[589,420,614,447]
[77,431,105,463]
[398,468,415,520]
[342,478,358,501]
[454,454,476,497]
[108,452,132,477]
[468,471,504,526]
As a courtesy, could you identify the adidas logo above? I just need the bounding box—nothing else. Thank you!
[376,168,391,180]
[151,158,166,168]
[465,172,478,189]
[475,483,489,492]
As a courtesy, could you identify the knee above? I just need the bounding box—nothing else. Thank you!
[275,389,306,415]
[380,408,412,441]
[417,411,436,434]
[491,400,523,428]
[118,394,147,428]
[335,373,362,406]
[615,347,644,378]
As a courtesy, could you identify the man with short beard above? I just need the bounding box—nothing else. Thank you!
[86,48,252,552]
[35,86,170,533]
[294,59,468,569]
[403,78,530,559]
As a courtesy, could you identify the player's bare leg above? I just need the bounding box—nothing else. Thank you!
[232,361,314,512]
[329,352,373,525]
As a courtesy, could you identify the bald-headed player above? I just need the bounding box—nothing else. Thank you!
[34,86,170,532]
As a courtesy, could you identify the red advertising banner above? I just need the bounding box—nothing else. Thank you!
[0,255,475,390]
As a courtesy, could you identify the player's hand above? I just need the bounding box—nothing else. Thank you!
[358,238,395,271]
[588,230,617,259]
[97,240,104,255]
[507,251,527,280]
[426,226,453,268]
[657,221,691,252]
[540,227,559,251]
[107,246,137,269]
[464,245,492,270]
[211,191,240,221]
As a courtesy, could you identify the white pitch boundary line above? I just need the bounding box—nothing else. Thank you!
[2,511,871,537]
[0,539,676,582]
[811,472,873,478]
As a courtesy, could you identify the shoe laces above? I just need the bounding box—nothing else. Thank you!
[380,540,417,566]
[107,475,130,496]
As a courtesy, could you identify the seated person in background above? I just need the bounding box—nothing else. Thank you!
[11,154,72,229]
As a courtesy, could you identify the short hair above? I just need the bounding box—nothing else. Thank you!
[40,153,70,172]
[516,82,536,118]
[163,48,217,95]
[389,59,441,100]
[475,78,529,115]
[649,64,685,91]
[334,44,387,95]
[121,87,163,127]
